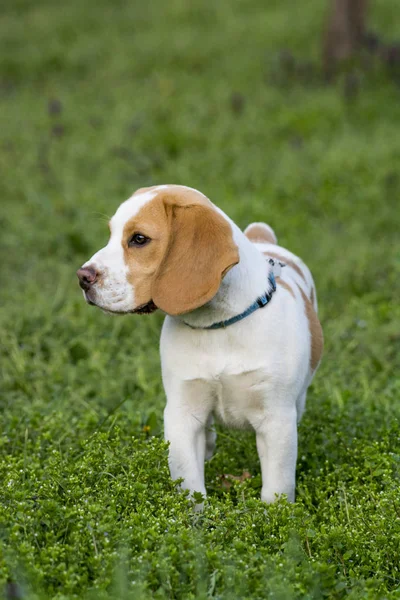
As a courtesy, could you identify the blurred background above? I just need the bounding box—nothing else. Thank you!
[1,0,400,597]
[1,1,400,310]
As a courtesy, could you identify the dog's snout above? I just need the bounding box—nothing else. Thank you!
[77,266,98,291]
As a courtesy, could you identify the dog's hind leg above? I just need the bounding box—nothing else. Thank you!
[296,390,307,423]
[244,222,277,245]
[205,414,216,460]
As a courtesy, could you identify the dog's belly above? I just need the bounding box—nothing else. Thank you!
[211,370,270,429]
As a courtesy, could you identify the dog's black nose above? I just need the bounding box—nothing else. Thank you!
[77,266,98,291]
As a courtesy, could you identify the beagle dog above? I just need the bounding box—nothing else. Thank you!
[77,185,323,504]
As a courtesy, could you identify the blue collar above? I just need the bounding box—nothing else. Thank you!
[184,272,277,330]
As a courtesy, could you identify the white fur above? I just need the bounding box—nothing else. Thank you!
[244,222,278,244]
[82,189,158,313]
[79,185,321,504]
[161,227,316,504]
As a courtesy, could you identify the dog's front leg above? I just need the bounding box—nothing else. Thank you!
[163,381,213,502]
[255,406,298,503]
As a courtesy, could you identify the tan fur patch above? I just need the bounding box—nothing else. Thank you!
[245,224,276,244]
[122,197,170,308]
[276,277,295,298]
[266,251,307,283]
[122,186,239,315]
[310,287,315,306]
[297,285,323,371]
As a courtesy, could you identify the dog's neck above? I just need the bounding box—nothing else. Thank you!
[175,220,272,329]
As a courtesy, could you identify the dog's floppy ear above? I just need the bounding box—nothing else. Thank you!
[152,197,239,316]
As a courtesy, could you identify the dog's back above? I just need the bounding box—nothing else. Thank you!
[244,221,319,313]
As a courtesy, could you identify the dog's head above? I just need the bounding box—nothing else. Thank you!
[77,185,239,316]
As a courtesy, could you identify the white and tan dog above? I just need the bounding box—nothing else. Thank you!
[77,185,323,504]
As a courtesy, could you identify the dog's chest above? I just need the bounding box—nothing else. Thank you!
[211,369,269,428]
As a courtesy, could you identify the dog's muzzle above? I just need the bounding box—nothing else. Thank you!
[77,266,98,291]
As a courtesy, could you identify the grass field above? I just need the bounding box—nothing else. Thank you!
[1,0,400,598]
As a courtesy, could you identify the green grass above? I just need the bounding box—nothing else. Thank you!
[1,0,400,598]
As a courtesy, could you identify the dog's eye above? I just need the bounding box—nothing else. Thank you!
[128,233,150,247]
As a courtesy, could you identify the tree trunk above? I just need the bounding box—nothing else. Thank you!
[323,0,368,75]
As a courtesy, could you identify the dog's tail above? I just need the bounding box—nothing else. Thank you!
[244,222,277,245]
